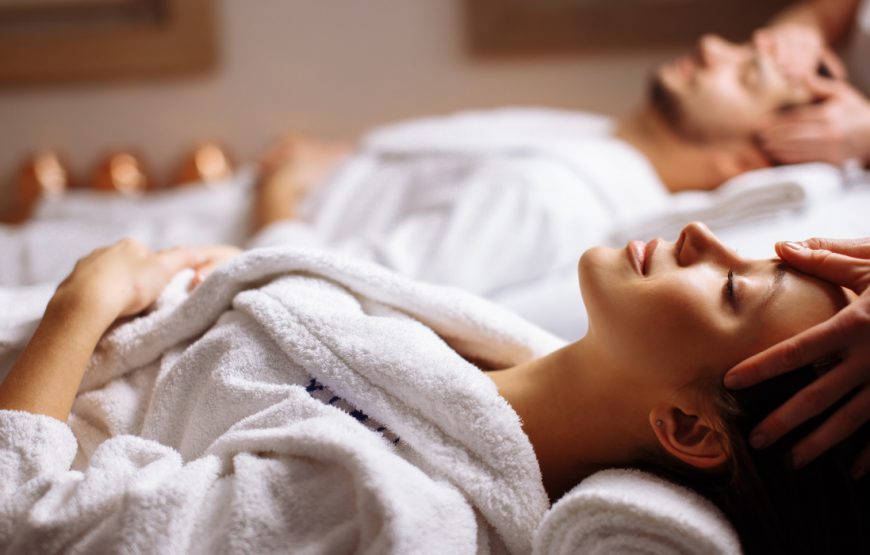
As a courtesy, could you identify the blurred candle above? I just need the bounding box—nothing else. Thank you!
[174,142,233,186]
[2,150,70,224]
[92,152,152,195]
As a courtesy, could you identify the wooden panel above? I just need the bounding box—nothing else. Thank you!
[466,0,796,55]
[0,0,216,85]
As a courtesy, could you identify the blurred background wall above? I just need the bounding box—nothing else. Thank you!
[0,0,683,199]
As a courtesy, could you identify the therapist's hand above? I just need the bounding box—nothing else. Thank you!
[753,24,846,82]
[724,237,870,478]
[759,76,870,165]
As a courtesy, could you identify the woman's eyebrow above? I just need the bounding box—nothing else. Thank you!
[762,263,788,307]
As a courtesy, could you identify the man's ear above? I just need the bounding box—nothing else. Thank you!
[711,141,770,181]
[649,405,729,470]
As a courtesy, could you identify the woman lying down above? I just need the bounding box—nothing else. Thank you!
[0,223,866,554]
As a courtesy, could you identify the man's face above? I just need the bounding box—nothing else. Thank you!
[650,34,812,142]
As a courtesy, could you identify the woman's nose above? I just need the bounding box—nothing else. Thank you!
[677,222,740,266]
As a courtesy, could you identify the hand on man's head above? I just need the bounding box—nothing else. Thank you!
[758,76,870,165]
[724,237,870,479]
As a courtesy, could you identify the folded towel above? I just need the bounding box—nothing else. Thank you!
[533,468,741,555]
[608,162,844,245]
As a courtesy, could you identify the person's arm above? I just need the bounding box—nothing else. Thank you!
[724,237,870,478]
[253,135,351,234]
[0,240,226,421]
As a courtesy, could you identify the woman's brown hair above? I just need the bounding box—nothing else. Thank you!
[644,360,869,554]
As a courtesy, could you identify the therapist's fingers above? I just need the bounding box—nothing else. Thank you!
[803,73,841,101]
[820,48,848,81]
[775,242,870,293]
[796,237,870,259]
[725,314,847,389]
[748,356,865,450]
[790,385,870,469]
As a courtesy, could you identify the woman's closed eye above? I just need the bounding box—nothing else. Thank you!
[725,269,739,310]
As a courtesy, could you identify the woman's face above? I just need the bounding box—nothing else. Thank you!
[579,222,846,391]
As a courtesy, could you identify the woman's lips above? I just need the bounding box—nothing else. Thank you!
[643,239,659,275]
[627,240,645,275]
[627,239,660,276]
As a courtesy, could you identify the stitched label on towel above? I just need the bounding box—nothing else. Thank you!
[305,377,400,445]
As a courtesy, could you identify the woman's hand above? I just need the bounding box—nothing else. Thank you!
[759,76,870,165]
[0,240,235,422]
[57,239,211,326]
[724,238,870,478]
[189,245,243,288]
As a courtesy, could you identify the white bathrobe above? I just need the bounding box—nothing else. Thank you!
[0,247,565,554]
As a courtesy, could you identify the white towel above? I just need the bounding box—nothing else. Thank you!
[533,469,742,555]
[1,247,563,554]
[608,162,844,245]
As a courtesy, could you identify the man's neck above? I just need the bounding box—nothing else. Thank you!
[614,108,722,193]
[486,337,646,500]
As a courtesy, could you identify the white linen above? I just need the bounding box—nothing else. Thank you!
[607,162,845,245]
[0,169,255,286]
[533,469,741,555]
[0,247,562,554]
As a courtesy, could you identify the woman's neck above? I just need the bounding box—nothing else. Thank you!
[487,337,646,500]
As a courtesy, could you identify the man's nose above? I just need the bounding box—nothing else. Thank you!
[698,34,728,68]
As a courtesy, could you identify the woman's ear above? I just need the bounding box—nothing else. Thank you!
[649,405,729,470]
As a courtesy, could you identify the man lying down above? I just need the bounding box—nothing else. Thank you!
[245,33,832,337]
[0,34,835,339]
[0,223,866,554]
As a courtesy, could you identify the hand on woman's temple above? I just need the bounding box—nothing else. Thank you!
[753,24,846,82]
[725,238,870,478]
[759,76,870,165]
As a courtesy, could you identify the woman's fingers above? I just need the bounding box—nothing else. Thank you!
[775,242,870,293]
[790,385,870,469]
[185,245,243,289]
[156,246,209,277]
[748,357,865,450]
